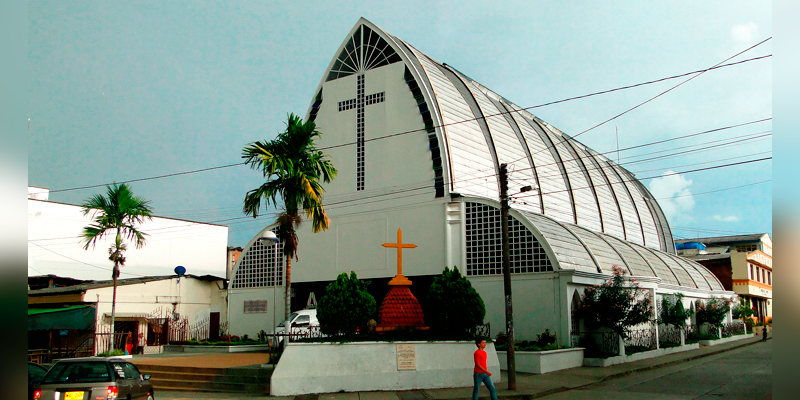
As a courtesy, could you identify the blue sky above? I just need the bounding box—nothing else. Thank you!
[28,0,772,248]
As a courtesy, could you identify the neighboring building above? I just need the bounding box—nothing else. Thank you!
[28,274,227,359]
[676,234,772,320]
[28,186,229,281]
[226,246,244,281]
[228,19,736,342]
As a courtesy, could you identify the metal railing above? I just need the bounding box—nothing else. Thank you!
[571,330,620,357]
[624,325,657,352]
[683,325,699,342]
[722,321,745,337]
[658,325,682,346]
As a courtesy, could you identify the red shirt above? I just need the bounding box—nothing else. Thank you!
[474,349,488,373]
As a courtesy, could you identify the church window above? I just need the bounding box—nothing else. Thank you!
[231,240,284,289]
[326,25,402,82]
[465,202,552,276]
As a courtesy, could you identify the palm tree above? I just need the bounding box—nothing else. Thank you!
[80,183,153,351]
[242,113,337,323]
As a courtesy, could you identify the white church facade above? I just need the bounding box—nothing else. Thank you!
[228,19,735,343]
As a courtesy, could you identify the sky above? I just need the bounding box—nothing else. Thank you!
[28,1,772,259]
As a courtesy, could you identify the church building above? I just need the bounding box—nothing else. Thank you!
[228,19,735,343]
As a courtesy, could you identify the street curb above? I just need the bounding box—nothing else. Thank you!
[486,335,770,400]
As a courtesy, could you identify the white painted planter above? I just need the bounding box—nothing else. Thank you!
[698,333,752,346]
[583,343,700,367]
[497,348,584,374]
[163,344,272,353]
[270,341,501,396]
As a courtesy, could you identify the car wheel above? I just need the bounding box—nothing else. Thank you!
[147,395,154,400]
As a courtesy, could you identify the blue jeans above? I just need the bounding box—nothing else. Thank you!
[472,373,497,400]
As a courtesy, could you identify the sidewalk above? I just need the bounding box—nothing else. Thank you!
[151,332,769,400]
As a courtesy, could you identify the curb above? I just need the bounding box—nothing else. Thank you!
[482,335,769,400]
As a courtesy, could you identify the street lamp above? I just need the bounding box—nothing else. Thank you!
[259,230,280,352]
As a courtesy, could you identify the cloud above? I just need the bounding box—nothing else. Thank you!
[648,171,694,221]
[713,215,739,222]
[732,23,759,43]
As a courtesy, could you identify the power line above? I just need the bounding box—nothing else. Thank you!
[655,179,770,200]
[44,54,771,194]
[29,241,150,278]
[513,157,771,199]
[514,38,772,167]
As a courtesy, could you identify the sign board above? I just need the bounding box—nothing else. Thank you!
[243,300,268,313]
[396,344,416,371]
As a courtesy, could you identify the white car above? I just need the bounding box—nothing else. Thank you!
[271,309,321,346]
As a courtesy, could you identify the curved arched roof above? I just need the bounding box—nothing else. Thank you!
[309,18,675,254]
[515,209,724,292]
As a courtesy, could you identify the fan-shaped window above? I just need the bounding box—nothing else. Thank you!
[465,202,552,276]
[231,240,284,289]
[326,25,402,81]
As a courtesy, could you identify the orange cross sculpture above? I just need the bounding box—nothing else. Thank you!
[383,228,417,285]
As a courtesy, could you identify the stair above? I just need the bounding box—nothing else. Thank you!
[134,364,272,394]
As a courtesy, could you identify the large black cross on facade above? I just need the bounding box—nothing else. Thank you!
[338,74,385,191]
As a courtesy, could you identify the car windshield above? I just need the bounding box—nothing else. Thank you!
[42,362,112,384]
[277,313,299,327]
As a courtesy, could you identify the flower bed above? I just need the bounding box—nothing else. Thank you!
[497,347,584,374]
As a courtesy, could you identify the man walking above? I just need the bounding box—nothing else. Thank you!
[473,339,498,400]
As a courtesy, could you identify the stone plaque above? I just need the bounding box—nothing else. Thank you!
[243,300,267,313]
[396,344,416,371]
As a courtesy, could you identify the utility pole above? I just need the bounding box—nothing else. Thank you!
[499,163,516,390]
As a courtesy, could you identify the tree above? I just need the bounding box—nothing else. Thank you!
[657,293,694,329]
[732,301,755,320]
[426,266,486,336]
[242,113,337,322]
[695,297,732,328]
[578,265,653,339]
[317,272,376,336]
[80,183,153,350]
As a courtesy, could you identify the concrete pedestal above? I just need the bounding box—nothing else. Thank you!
[270,341,501,396]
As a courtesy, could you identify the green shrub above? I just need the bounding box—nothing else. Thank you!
[696,297,732,328]
[495,330,566,352]
[317,271,376,336]
[426,266,485,336]
[578,266,653,339]
[658,293,693,328]
[732,303,755,320]
[535,329,558,347]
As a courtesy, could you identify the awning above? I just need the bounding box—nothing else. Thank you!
[28,305,96,331]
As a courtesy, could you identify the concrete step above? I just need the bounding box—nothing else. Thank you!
[135,365,271,393]
[149,377,266,393]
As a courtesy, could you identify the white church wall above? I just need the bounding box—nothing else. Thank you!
[289,198,447,283]
[311,62,435,201]
[228,287,285,337]
[469,273,563,343]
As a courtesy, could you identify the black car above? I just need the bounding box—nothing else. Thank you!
[28,362,48,400]
[34,357,154,400]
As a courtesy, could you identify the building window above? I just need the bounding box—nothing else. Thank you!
[465,202,553,276]
[767,271,771,285]
[736,244,757,253]
[231,240,284,289]
[750,265,754,280]
[326,24,402,82]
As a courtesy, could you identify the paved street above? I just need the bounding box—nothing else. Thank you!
[542,340,772,400]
